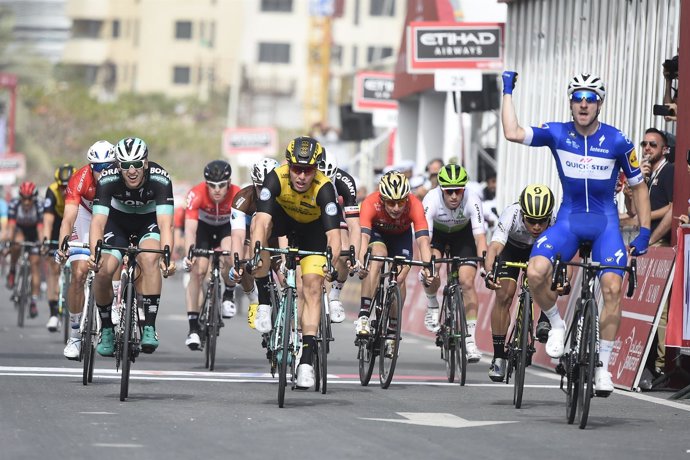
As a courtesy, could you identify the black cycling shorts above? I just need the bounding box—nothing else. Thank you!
[103,210,160,260]
[496,240,533,282]
[431,224,478,266]
[195,221,231,253]
[269,205,327,253]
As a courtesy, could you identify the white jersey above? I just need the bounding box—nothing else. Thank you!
[422,186,485,238]
[491,203,556,248]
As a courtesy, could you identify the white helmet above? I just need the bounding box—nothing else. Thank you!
[250,158,280,186]
[115,137,148,162]
[318,154,338,180]
[86,140,115,164]
[567,73,606,100]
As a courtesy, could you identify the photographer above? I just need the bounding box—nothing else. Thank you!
[657,54,678,122]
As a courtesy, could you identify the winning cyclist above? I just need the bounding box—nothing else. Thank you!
[182,160,240,350]
[502,72,651,394]
[484,184,556,381]
[230,157,280,328]
[55,140,115,359]
[317,153,360,323]
[421,163,487,362]
[89,137,176,356]
[7,181,44,317]
[250,136,341,389]
[42,164,75,332]
[356,171,434,354]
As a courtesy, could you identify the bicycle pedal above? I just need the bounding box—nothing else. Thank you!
[555,363,565,376]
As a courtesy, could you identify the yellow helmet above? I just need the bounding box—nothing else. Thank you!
[285,136,323,166]
[519,184,554,218]
[379,171,410,201]
[55,163,76,186]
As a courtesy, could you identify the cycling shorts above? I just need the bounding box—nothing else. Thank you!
[67,205,92,262]
[496,240,532,282]
[431,224,478,267]
[369,228,413,259]
[102,211,160,262]
[194,221,231,254]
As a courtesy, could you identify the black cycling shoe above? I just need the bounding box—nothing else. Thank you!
[536,321,551,343]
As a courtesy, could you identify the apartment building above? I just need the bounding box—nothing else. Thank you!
[61,0,405,129]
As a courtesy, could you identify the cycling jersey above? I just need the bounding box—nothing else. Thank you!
[230,185,257,232]
[523,122,643,215]
[184,181,240,226]
[0,198,7,225]
[93,161,174,217]
[257,164,340,230]
[65,164,99,212]
[44,182,66,218]
[359,191,429,238]
[492,203,555,249]
[8,198,44,228]
[422,186,484,237]
[332,168,359,220]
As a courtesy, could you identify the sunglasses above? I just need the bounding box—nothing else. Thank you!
[119,160,145,170]
[570,90,600,104]
[640,141,659,148]
[383,198,408,207]
[442,188,464,196]
[525,216,550,225]
[91,163,110,173]
[290,165,316,176]
[206,180,229,190]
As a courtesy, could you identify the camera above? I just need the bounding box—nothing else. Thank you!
[653,104,675,117]
[663,55,679,78]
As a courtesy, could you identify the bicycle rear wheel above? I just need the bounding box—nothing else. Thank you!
[439,293,455,383]
[565,319,579,424]
[316,291,329,394]
[82,284,96,386]
[379,285,402,389]
[577,300,597,429]
[454,289,468,386]
[207,280,221,371]
[120,281,135,402]
[278,289,294,408]
[514,291,532,408]
[16,265,28,328]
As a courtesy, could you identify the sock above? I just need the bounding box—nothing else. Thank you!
[426,293,439,309]
[97,303,113,328]
[599,339,614,370]
[255,276,271,305]
[31,294,38,302]
[492,334,506,358]
[544,306,565,329]
[300,335,316,365]
[245,284,258,304]
[112,280,120,294]
[359,297,372,318]
[330,281,344,301]
[387,318,398,336]
[142,295,160,327]
[466,320,477,343]
[69,312,82,338]
[223,285,235,301]
[49,300,59,316]
[188,312,199,332]
[538,310,549,324]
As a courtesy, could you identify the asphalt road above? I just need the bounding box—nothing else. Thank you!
[1,275,689,460]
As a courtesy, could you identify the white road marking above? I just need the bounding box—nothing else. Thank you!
[362,412,517,428]
[79,411,116,415]
[92,443,142,448]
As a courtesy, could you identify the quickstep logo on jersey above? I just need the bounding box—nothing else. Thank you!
[558,149,615,180]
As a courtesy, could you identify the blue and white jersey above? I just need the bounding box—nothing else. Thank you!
[523,122,643,216]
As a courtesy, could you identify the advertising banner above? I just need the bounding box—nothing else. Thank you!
[406,22,504,74]
[668,226,690,349]
[353,71,398,112]
[222,127,277,157]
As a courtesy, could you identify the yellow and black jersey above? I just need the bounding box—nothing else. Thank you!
[44,182,66,219]
[256,164,340,231]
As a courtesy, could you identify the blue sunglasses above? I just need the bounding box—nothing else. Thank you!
[91,162,112,173]
[570,90,600,103]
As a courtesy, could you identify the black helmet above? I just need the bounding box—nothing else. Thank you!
[204,160,232,182]
[285,136,323,166]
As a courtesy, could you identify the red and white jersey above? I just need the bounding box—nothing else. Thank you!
[65,164,97,212]
[185,182,240,226]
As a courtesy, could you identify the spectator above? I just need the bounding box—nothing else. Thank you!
[414,158,444,200]
[662,54,678,123]
[481,170,499,235]
[622,128,674,390]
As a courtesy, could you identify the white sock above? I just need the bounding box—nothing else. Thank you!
[426,293,439,309]
[69,312,82,338]
[330,281,344,301]
[245,285,258,304]
[544,306,565,330]
[467,320,477,342]
[599,339,614,371]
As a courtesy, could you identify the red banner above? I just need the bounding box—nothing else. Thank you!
[667,226,690,348]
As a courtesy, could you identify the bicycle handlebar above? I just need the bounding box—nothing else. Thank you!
[362,246,436,278]
[95,240,171,277]
[248,240,337,278]
[550,254,637,298]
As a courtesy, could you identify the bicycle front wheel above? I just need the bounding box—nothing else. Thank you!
[439,293,455,383]
[379,285,402,389]
[316,291,329,394]
[82,284,96,386]
[514,291,532,408]
[454,289,468,386]
[578,300,597,429]
[16,265,28,328]
[207,280,221,372]
[120,281,135,402]
[278,289,294,408]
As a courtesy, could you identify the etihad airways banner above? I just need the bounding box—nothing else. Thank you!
[406,22,504,73]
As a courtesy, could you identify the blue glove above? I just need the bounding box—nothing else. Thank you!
[502,71,518,95]
[630,227,651,256]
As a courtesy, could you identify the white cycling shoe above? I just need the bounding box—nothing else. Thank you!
[255,304,272,333]
[296,363,315,388]
[63,337,81,360]
[354,316,370,335]
[594,367,614,396]
[185,332,201,350]
[545,327,566,358]
[466,341,482,363]
[329,300,345,323]
[424,307,440,333]
[46,315,59,332]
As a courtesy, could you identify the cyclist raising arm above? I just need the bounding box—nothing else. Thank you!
[501,71,651,395]
[89,137,176,356]
[250,137,341,389]
[421,164,486,362]
[484,184,555,382]
[355,171,434,341]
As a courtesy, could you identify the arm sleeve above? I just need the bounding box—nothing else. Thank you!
[316,183,341,232]
[422,192,436,239]
[409,196,429,238]
[336,171,359,218]
[491,206,517,245]
[255,170,281,215]
[65,168,85,205]
[465,191,486,236]
[230,208,247,231]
